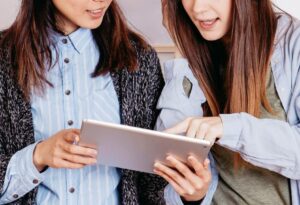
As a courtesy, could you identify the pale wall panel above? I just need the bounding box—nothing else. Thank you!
[1,0,300,43]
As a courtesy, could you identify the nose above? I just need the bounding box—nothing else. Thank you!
[192,0,210,14]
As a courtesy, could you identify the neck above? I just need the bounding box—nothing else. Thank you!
[55,13,78,35]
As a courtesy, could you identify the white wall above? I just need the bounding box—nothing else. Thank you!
[117,0,172,45]
[0,0,20,30]
[1,0,300,45]
[273,0,300,17]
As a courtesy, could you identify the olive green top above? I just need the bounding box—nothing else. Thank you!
[211,68,291,205]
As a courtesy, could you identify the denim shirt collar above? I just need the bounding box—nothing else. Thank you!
[50,27,93,54]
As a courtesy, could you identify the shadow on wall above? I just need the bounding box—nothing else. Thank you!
[117,0,172,45]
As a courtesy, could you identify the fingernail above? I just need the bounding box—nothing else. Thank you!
[188,156,193,162]
[204,159,210,168]
[166,155,173,161]
[188,189,194,195]
[75,135,80,141]
[154,163,159,168]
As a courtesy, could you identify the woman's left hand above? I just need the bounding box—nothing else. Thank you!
[165,117,223,143]
[154,155,211,202]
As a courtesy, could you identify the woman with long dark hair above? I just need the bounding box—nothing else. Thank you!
[155,0,300,204]
[0,0,169,204]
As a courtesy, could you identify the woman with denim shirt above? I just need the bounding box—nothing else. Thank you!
[155,0,300,204]
[0,0,172,204]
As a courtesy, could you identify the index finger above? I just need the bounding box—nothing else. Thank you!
[166,155,194,179]
[188,156,211,179]
[62,143,98,158]
[164,117,192,135]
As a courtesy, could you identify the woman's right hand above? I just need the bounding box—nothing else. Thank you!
[154,155,211,202]
[33,129,97,172]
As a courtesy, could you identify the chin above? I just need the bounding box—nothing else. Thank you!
[81,19,104,30]
[201,33,224,42]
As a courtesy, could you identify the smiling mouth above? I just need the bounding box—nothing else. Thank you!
[86,8,105,19]
[199,18,219,29]
[87,8,103,14]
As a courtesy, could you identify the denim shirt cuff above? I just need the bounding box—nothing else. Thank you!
[14,141,45,187]
[218,113,243,150]
[164,184,184,205]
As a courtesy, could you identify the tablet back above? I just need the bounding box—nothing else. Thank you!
[80,120,211,174]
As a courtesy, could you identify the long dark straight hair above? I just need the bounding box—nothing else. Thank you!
[0,0,146,99]
[165,0,279,117]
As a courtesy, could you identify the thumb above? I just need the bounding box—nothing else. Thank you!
[64,132,80,144]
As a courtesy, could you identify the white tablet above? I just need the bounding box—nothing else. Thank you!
[80,119,212,174]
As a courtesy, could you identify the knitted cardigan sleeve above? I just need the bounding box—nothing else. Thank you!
[112,43,168,205]
[0,58,12,193]
[0,44,37,205]
[136,46,168,205]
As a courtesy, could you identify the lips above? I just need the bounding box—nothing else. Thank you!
[199,18,219,30]
[87,8,103,14]
[87,8,104,18]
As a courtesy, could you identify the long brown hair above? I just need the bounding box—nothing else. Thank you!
[0,0,146,99]
[165,0,278,117]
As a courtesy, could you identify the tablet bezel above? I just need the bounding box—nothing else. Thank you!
[80,119,212,174]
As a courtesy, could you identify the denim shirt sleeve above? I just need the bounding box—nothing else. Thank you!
[0,141,45,204]
[219,111,300,180]
[155,58,218,204]
[218,16,300,181]
[155,58,205,130]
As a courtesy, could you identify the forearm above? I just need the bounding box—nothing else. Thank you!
[219,112,300,179]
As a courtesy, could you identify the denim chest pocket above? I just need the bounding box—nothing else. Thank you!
[77,75,113,99]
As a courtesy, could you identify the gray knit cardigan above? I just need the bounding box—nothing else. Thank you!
[0,41,167,204]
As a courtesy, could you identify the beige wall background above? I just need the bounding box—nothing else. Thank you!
[1,0,300,44]
[1,0,299,66]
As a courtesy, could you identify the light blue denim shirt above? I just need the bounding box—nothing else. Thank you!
[156,59,218,205]
[0,28,121,205]
[0,27,188,205]
[156,14,300,205]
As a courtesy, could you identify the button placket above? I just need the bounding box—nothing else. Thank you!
[69,187,75,193]
[65,90,71,95]
[33,179,39,184]
[64,58,70,64]
[61,44,75,129]
[67,120,74,126]
[62,38,68,44]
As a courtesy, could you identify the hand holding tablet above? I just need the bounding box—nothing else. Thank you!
[79,119,212,174]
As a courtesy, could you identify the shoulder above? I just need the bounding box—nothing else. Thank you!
[112,40,163,87]
[0,31,12,76]
[0,32,22,102]
[131,40,161,73]
[272,14,300,73]
[274,14,300,56]
[0,46,9,88]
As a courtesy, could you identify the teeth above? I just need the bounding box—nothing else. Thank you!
[200,18,217,25]
[202,19,216,23]
[89,9,102,13]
